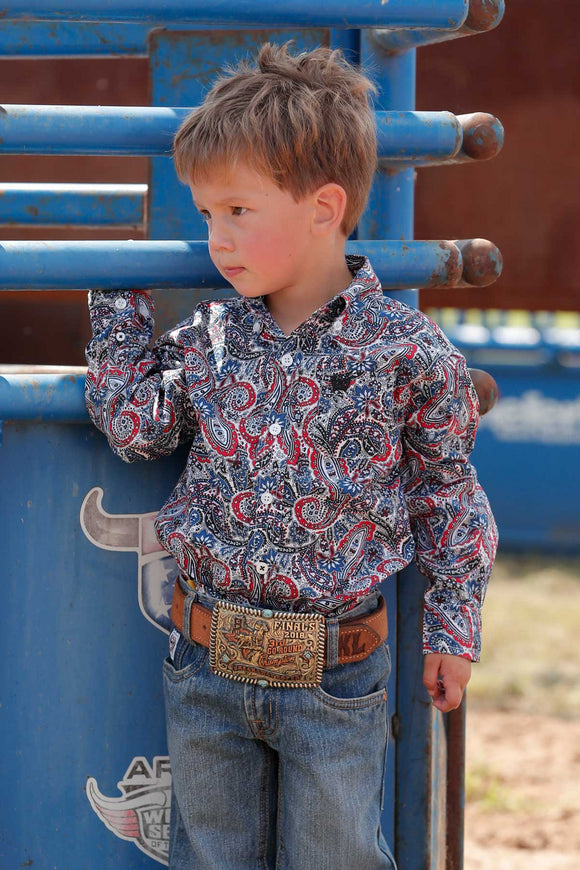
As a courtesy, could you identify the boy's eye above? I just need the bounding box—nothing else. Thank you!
[199,210,211,222]
[231,206,247,216]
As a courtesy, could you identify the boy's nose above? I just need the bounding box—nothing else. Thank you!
[208,223,234,254]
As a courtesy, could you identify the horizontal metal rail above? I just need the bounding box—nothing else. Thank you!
[0,370,500,424]
[0,105,188,155]
[0,1,469,29]
[0,183,146,226]
[0,371,88,422]
[0,239,471,290]
[372,0,504,53]
[0,21,150,56]
[0,106,502,165]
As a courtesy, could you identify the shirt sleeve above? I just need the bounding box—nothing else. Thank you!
[397,347,498,662]
[85,289,198,462]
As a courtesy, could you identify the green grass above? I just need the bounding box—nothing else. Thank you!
[468,554,580,718]
[465,764,526,814]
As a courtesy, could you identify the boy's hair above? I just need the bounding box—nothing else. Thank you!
[173,42,377,235]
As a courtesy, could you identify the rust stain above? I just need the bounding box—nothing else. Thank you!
[465,0,504,33]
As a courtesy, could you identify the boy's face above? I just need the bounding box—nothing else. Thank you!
[189,162,318,303]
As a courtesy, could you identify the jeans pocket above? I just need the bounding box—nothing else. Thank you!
[311,642,391,709]
[163,633,208,682]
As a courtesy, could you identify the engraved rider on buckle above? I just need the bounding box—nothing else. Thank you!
[210,601,325,688]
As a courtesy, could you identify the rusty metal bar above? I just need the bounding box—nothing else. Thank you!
[0,0,469,29]
[372,0,504,54]
[0,183,146,226]
[0,238,464,291]
[0,368,499,424]
[0,104,502,167]
[0,105,465,164]
[445,701,466,870]
[403,113,504,168]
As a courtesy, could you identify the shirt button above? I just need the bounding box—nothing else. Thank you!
[253,321,261,333]
[115,331,126,341]
[269,423,282,435]
[260,492,273,506]
[114,297,128,310]
[280,353,293,368]
[256,561,268,574]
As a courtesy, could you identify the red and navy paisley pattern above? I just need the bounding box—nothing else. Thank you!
[86,256,497,660]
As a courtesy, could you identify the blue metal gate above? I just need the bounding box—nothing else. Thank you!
[0,3,505,868]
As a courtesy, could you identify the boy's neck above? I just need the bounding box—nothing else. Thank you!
[265,246,353,336]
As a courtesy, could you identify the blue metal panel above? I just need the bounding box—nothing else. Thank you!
[0,183,145,226]
[0,0,469,29]
[424,309,580,554]
[473,364,580,552]
[0,418,187,868]
[0,238,462,290]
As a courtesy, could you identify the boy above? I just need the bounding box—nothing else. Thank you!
[86,43,497,870]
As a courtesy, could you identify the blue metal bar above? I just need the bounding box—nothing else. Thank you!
[0,1,469,29]
[0,105,189,155]
[376,111,461,163]
[0,183,146,226]
[0,239,462,291]
[0,371,87,422]
[359,32,449,870]
[0,105,464,162]
[372,0,504,53]
[0,21,150,56]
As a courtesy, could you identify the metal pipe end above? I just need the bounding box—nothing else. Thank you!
[453,238,503,286]
[465,0,505,33]
[468,368,498,415]
[457,112,504,161]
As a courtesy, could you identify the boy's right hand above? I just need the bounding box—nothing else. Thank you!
[423,652,471,713]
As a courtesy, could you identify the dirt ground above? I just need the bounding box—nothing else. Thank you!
[464,710,580,869]
[462,556,580,870]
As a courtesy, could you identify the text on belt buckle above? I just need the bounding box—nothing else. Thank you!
[209,601,325,688]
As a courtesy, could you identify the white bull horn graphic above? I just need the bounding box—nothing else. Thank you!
[80,487,163,556]
[80,487,175,633]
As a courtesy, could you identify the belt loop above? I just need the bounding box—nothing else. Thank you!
[181,592,196,645]
[325,617,340,669]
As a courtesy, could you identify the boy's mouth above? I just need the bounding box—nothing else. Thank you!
[222,266,245,278]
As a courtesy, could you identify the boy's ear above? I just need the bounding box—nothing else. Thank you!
[311,183,348,236]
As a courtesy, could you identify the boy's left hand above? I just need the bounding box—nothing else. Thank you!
[423,653,471,713]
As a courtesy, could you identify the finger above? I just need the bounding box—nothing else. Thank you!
[433,681,464,713]
[422,657,442,697]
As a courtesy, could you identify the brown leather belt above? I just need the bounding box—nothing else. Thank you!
[171,581,388,668]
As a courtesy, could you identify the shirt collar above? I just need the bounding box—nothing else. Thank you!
[242,256,382,336]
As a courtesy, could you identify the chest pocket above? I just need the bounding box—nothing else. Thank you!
[314,353,396,468]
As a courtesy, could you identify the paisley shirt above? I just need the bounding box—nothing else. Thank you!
[86,256,497,660]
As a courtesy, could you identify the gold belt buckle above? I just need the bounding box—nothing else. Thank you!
[210,602,325,688]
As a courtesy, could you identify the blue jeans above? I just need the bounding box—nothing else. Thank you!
[163,583,397,870]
